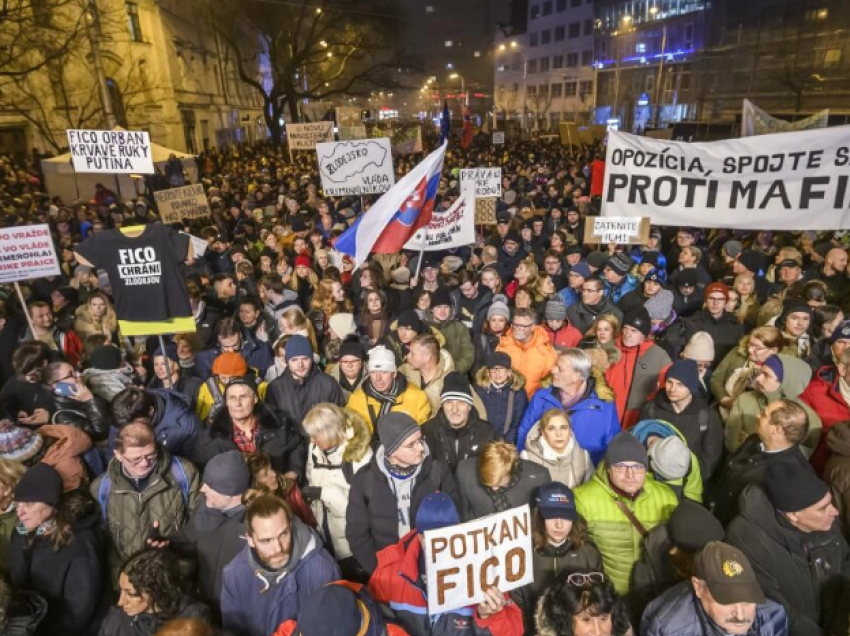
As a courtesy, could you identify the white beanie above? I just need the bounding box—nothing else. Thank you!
[649,436,691,481]
[368,345,397,373]
[683,331,715,363]
[328,313,357,340]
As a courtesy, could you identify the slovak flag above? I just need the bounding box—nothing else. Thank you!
[461,105,473,149]
[335,141,447,265]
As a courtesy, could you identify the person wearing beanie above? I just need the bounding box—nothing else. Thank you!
[640,358,724,479]
[776,298,813,358]
[647,436,691,484]
[727,461,848,636]
[631,419,705,504]
[429,287,474,375]
[345,412,459,574]
[196,352,263,424]
[472,351,528,445]
[606,306,672,428]
[602,251,638,305]
[641,541,787,636]
[682,331,715,398]
[565,273,624,335]
[559,260,591,308]
[422,371,494,473]
[542,298,582,351]
[575,431,678,595]
[10,463,107,636]
[325,338,367,401]
[670,268,704,319]
[680,280,744,367]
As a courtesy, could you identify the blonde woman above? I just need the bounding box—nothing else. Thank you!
[520,409,593,487]
[0,459,24,574]
[506,258,539,299]
[279,306,319,352]
[74,291,118,342]
[733,273,760,325]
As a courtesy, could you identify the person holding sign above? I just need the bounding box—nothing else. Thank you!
[367,492,523,636]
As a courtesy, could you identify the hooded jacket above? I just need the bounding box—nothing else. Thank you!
[221,517,340,636]
[520,423,593,488]
[727,485,850,636]
[631,419,704,503]
[606,337,672,429]
[422,408,494,474]
[824,423,850,538]
[473,366,528,444]
[726,354,822,455]
[456,457,551,521]
[430,314,475,375]
[800,365,850,474]
[496,325,559,398]
[97,597,210,636]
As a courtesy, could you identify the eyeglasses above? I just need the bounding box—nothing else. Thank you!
[512,322,535,330]
[566,572,605,587]
[51,371,76,385]
[706,296,726,303]
[122,452,157,467]
[610,462,646,474]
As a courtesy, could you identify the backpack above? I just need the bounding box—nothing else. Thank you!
[96,459,191,522]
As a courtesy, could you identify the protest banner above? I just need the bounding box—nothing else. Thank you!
[337,106,362,128]
[742,99,829,137]
[66,129,154,174]
[460,168,502,198]
[559,122,579,146]
[493,131,505,145]
[316,138,395,196]
[584,216,650,245]
[338,125,368,140]
[154,184,211,224]
[475,198,497,225]
[602,127,850,230]
[286,122,334,150]
[405,186,476,251]
[0,224,60,283]
[423,505,533,614]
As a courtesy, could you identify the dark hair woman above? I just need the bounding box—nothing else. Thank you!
[536,571,632,636]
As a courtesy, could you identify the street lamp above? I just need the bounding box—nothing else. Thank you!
[496,41,528,132]
[449,73,467,106]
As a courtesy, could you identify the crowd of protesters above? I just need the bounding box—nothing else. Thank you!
[0,129,847,636]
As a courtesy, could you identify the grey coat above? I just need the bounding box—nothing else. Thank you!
[456,457,551,521]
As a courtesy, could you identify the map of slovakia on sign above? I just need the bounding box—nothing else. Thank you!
[0,224,60,283]
[460,168,502,198]
[67,129,154,174]
[287,122,334,150]
[316,138,395,196]
[154,184,211,224]
[423,505,534,614]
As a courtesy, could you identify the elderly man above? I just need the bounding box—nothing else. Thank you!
[517,348,620,463]
[642,542,788,636]
[497,307,558,398]
[347,344,431,433]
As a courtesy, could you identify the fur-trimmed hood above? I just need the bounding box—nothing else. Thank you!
[474,365,526,391]
[342,408,372,464]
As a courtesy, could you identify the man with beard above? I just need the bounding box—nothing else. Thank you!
[642,542,788,636]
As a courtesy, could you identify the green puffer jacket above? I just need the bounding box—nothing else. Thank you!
[91,452,201,581]
[574,465,678,595]
[431,318,474,375]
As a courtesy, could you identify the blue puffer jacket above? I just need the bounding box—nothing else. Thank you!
[517,380,620,464]
[605,274,638,306]
[641,580,788,636]
[107,389,200,457]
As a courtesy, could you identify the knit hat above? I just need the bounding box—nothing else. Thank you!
[534,482,577,521]
[683,332,715,363]
[487,298,511,320]
[504,230,522,244]
[486,351,512,370]
[676,269,698,288]
[645,289,674,321]
[294,254,312,269]
[88,344,123,370]
[431,287,452,309]
[441,371,474,406]
[212,352,248,377]
[291,217,308,232]
[0,420,43,464]
[338,339,366,361]
[761,355,784,383]
[606,252,632,277]
[764,461,829,513]
[644,268,664,284]
[544,299,568,321]
[738,250,765,275]
[415,492,460,532]
[648,436,691,480]
[722,240,743,259]
[831,321,850,344]
[668,499,725,553]
[368,345,396,373]
[666,359,701,395]
[285,334,313,362]
[378,412,420,457]
[570,261,591,279]
[605,431,648,468]
[53,286,79,306]
[623,306,652,338]
[778,299,813,328]
[695,542,765,605]
[202,450,251,497]
[641,252,660,267]
[328,313,357,340]
[14,464,62,507]
[154,344,180,364]
[586,251,609,270]
[703,282,730,302]
[295,584,364,636]
[397,310,424,333]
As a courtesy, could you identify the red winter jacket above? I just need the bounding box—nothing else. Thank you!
[543,323,582,350]
[605,338,671,429]
[799,366,850,475]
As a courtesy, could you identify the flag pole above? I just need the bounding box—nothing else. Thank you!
[413,245,426,280]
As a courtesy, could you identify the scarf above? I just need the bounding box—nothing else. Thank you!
[484,462,522,512]
[363,374,407,423]
[384,457,418,478]
[338,368,365,394]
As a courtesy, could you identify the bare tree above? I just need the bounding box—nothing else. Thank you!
[769,55,816,114]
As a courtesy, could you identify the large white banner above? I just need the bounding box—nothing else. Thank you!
[66,129,154,174]
[602,127,850,230]
[742,99,829,137]
[316,138,395,196]
[404,185,476,251]
[423,505,533,614]
[460,168,502,197]
[286,122,334,150]
[0,224,60,283]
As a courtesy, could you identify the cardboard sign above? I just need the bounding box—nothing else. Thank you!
[405,185,475,251]
[493,131,505,145]
[337,106,363,128]
[460,168,502,198]
[0,224,60,283]
[286,122,334,150]
[584,216,651,245]
[475,198,497,225]
[154,184,211,224]
[316,138,395,196]
[66,129,154,174]
[423,505,533,614]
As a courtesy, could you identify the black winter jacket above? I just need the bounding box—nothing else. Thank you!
[266,366,345,435]
[97,597,210,636]
[683,309,745,368]
[51,393,111,442]
[456,458,551,521]
[422,410,494,474]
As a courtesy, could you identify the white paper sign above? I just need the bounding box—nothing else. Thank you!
[592,217,642,244]
[404,185,476,251]
[66,129,154,174]
[316,138,395,196]
[493,131,505,145]
[182,233,208,258]
[154,184,211,224]
[287,122,334,150]
[423,505,533,614]
[0,224,60,283]
[460,168,502,198]
[603,127,850,230]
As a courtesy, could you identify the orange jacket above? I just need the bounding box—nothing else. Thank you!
[40,424,92,491]
[497,326,558,398]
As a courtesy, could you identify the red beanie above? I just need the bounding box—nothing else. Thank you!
[295,254,312,269]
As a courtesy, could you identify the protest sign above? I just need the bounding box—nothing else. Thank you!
[475,198,497,225]
[493,131,505,145]
[460,168,502,198]
[0,224,60,283]
[154,184,211,224]
[338,126,368,140]
[287,122,334,150]
[316,138,395,196]
[602,127,850,230]
[559,122,579,146]
[405,186,475,251]
[742,100,829,137]
[584,216,650,245]
[66,129,154,174]
[336,106,362,128]
[423,505,533,614]
[182,233,208,258]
